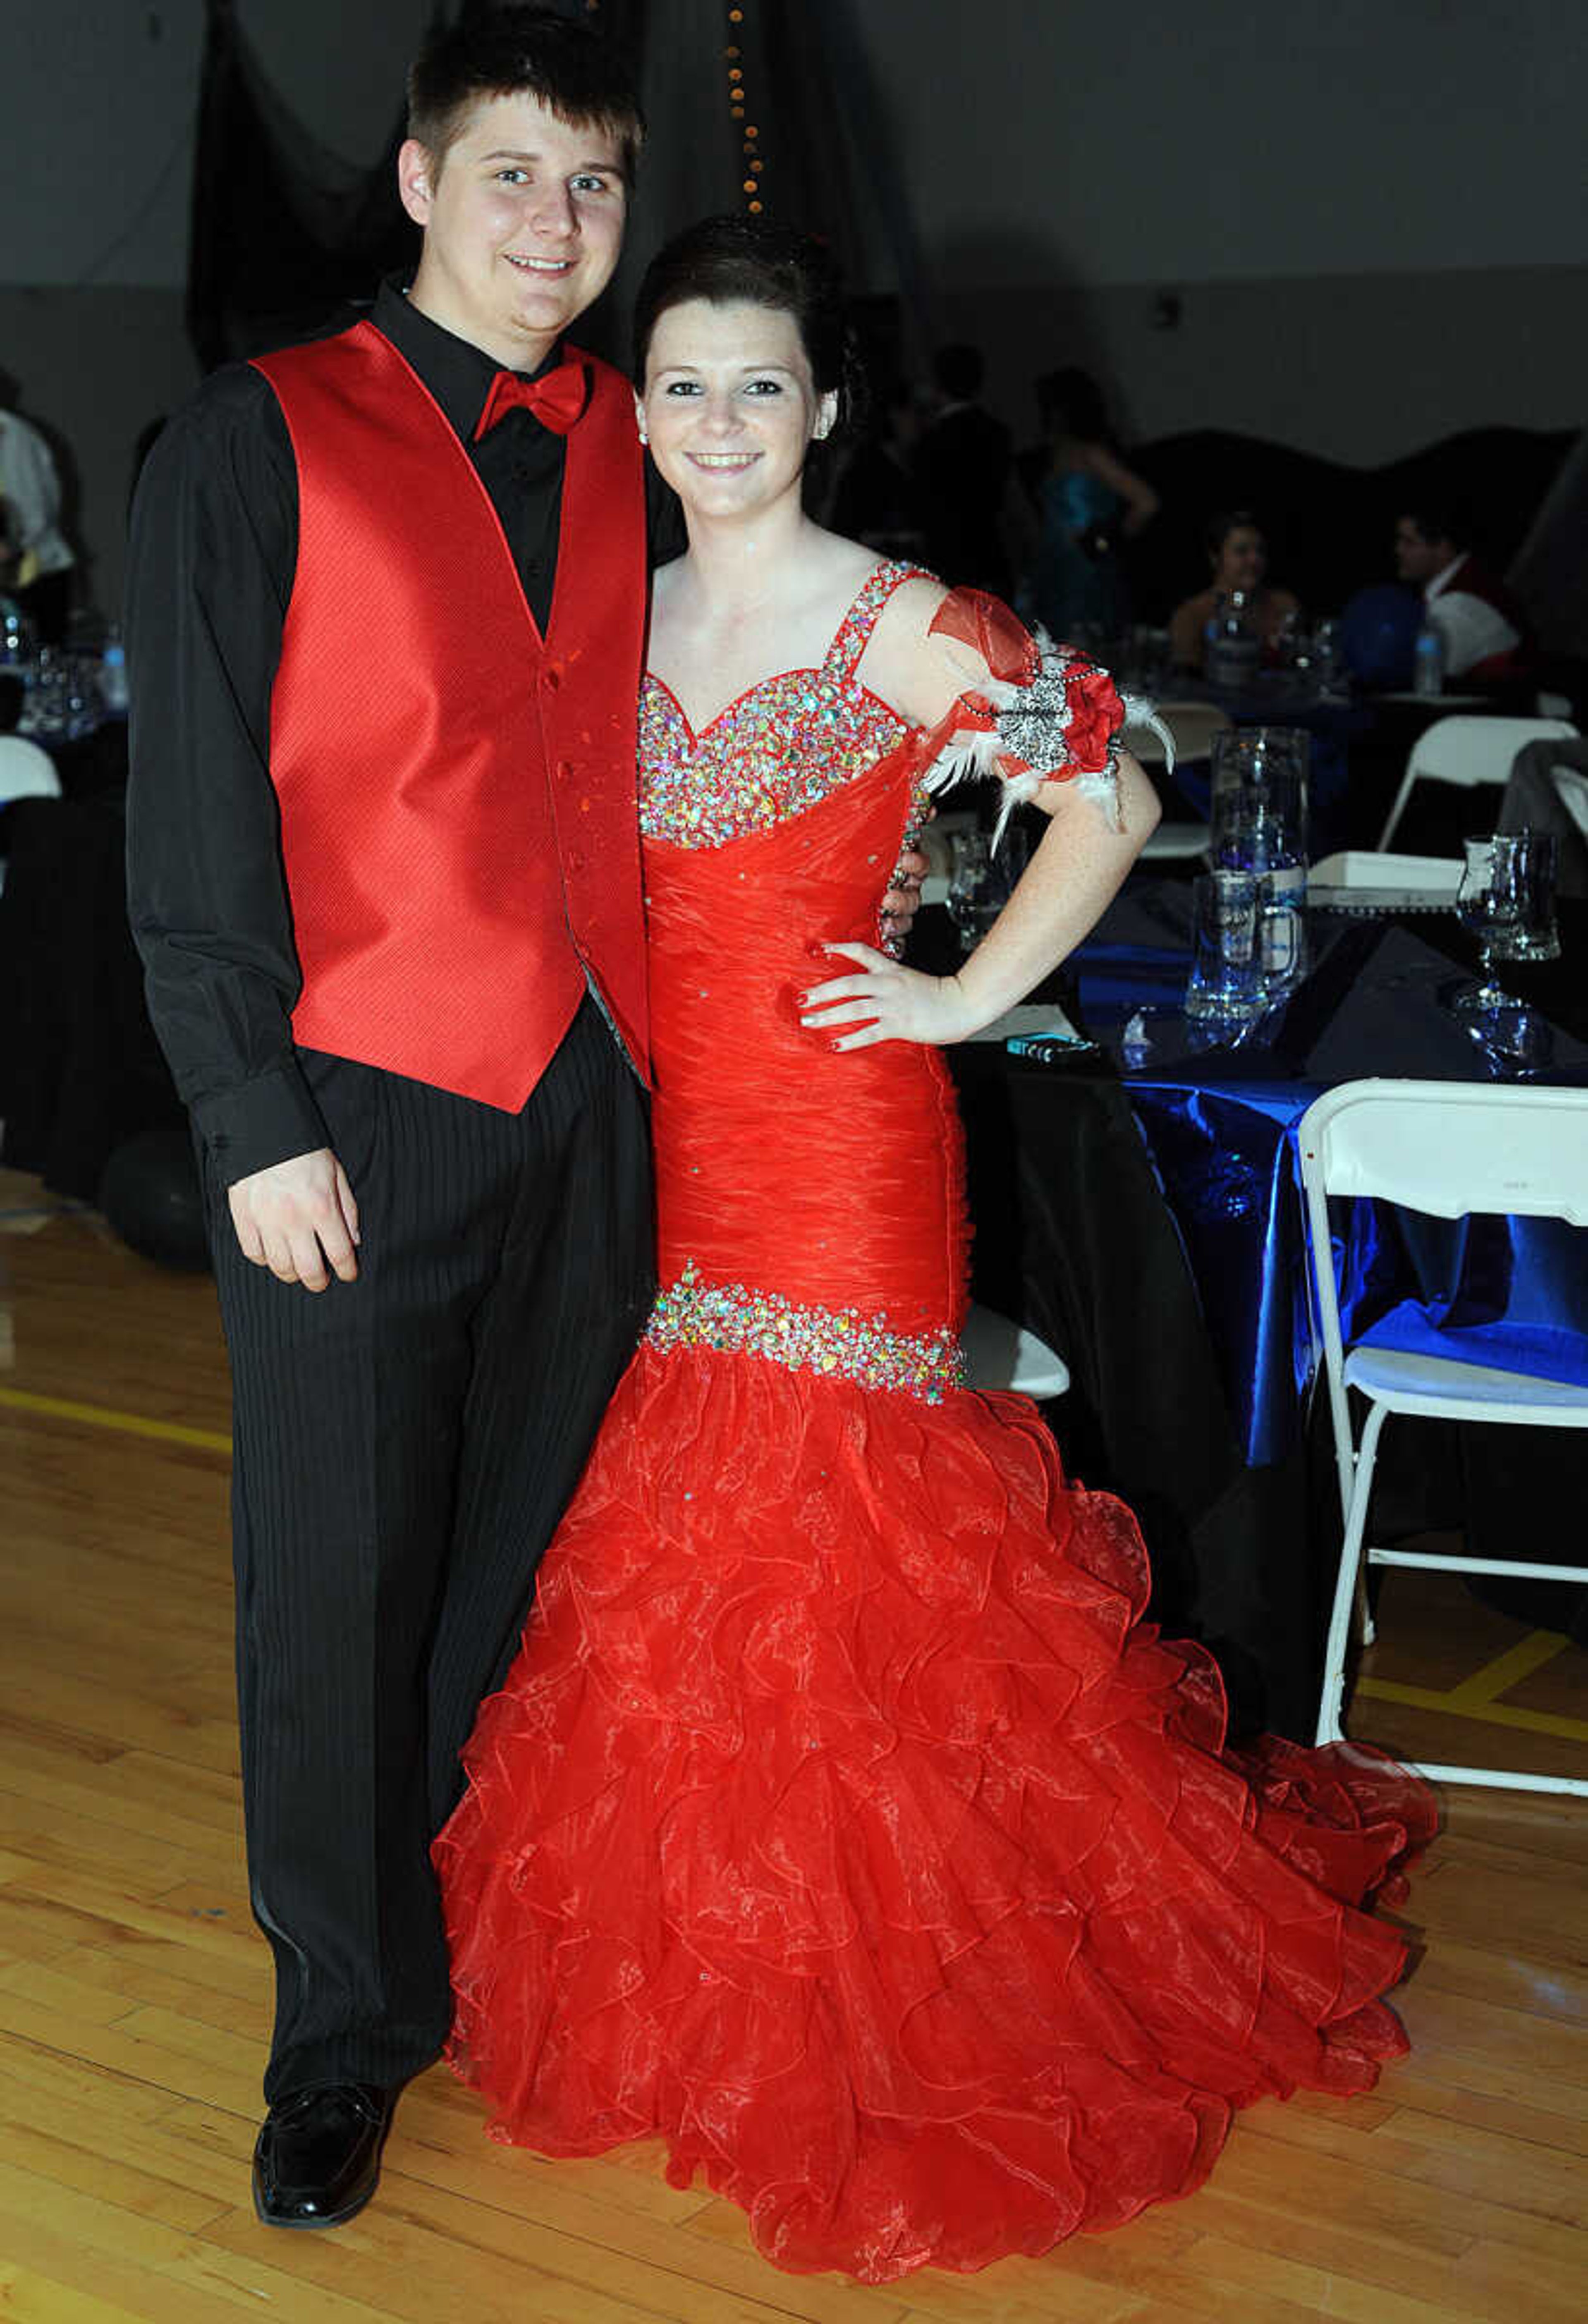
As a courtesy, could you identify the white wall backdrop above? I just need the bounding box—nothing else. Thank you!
[2,0,1583,607]
[856,0,1588,287]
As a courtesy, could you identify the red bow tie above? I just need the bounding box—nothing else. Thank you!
[474,358,588,440]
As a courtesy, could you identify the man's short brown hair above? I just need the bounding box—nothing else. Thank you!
[407,4,645,184]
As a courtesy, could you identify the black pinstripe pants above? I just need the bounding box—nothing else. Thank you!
[205,998,654,2101]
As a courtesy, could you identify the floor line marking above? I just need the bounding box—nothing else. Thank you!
[1357,1676,1588,1745]
[0,1387,231,1455]
[1442,1629,1571,1712]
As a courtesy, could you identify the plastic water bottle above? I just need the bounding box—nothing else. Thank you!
[100,626,129,713]
[1412,621,1445,698]
[1205,591,1260,691]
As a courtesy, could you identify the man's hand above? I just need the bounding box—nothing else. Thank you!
[227,1147,361,1291]
[879,838,931,951]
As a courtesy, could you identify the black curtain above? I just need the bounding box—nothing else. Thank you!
[186,0,439,366]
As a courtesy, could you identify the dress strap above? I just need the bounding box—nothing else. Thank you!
[820,560,932,683]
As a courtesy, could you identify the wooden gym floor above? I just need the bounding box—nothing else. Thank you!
[2,1168,1585,2324]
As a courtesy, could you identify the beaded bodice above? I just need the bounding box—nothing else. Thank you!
[638,562,922,849]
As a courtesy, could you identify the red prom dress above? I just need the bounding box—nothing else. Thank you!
[433,564,1434,2284]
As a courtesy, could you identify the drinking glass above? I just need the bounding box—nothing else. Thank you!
[1311,619,1345,695]
[1126,625,1172,693]
[26,647,69,741]
[1184,870,1262,1027]
[1211,767,1306,871]
[1490,828,1560,964]
[1210,727,1310,810]
[1453,835,1526,1014]
[1256,862,1308,996]
[946,827,1029,953]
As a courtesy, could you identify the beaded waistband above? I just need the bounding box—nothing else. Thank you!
[645,1261,963,1403]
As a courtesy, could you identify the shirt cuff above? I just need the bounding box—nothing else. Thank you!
[190,1060,330,1187]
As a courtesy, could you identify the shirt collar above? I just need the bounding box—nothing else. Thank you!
[1426,555,1466,601]
[370,276,566,443]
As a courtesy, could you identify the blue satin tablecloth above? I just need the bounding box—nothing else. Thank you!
[1073,902,1588,1468]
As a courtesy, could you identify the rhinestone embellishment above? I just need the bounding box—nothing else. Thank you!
[646,1261,963,1403]
[639,563,919,850]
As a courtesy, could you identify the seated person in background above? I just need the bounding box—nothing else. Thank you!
[1169,510,1300,670]
[1020,366,1158,641]
[1337,581,1422,690]
[1393,505,1532,685]
[911,344,1013,595]
[0,403,77,645]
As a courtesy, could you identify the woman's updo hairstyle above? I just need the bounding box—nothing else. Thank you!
[633,214,866,438]
[1204,508,1264,561]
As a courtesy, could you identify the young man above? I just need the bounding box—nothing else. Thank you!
[127,8,660,2231]
[1393,505,1533,686]
[912,343,1013,597]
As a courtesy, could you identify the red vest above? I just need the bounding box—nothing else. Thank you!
[252,320,650,1106]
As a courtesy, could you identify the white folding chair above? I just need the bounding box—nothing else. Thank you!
[1299,1080,1588,1794]
[1138,822,1210,864]
[0,736,62,894]
[1553,764,1588,847]
[1132,701,1230,863]
[961,1304,1069,1399]
[1376,716,1578,851]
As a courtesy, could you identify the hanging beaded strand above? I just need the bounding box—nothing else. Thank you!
[725,4,765,214]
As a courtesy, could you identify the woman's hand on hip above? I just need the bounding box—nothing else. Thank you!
[800,942,978,1050]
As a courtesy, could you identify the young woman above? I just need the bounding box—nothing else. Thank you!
[434,218,1432,2285]
[1170,509,1302,671]
[1021,365,1158,641]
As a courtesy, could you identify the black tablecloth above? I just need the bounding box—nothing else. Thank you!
[0,791,183,1199]
[948,1044,1339,1736]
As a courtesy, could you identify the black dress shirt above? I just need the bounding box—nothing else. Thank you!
[125,280,581,1183]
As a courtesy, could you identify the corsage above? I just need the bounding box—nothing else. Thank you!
[919,589,1174,846]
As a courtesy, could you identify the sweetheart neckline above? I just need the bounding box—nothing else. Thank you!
[642,665,911,749]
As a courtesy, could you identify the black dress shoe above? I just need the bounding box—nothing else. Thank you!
[252,2082,397,2228]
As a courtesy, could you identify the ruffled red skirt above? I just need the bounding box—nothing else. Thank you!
[433,1347,1433,2284]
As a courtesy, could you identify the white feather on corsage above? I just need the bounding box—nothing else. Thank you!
[921,628,1176,850]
